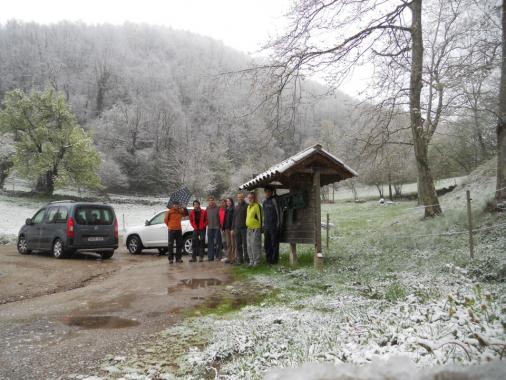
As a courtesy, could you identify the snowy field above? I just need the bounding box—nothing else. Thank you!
[330,176,466,201]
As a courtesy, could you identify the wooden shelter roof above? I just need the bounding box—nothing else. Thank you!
[239,144,357,190]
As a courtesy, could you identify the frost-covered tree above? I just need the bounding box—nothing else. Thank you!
[0,89,102,195]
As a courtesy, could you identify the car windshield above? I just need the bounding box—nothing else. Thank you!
[75,206,114,225]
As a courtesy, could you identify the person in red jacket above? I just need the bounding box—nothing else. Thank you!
[189,200,208,262]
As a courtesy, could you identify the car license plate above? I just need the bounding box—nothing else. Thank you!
[88,236,104,242]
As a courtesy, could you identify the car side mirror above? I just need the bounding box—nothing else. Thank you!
[144,220,150,226]
[25,218,33,225]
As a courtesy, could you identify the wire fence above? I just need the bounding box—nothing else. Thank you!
[323,188,506,258]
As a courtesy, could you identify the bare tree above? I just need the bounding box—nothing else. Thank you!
[260,0,498,216]
[497,0,506,205]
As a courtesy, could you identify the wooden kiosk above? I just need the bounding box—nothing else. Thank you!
[239,144,357,268]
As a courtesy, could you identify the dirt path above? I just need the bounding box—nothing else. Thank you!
[0,245,233,380]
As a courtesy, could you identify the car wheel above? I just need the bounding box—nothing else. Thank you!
[158,248,168,255]
[52,238,66,259]
[183,235,193,256]
[100,250,114,259]
[17,235,32,255]
[127,235,143,255]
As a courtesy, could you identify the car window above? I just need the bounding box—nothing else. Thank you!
[149,212,166,225]
[45,207,59,223]
[54,207,68,223]
[32,209,46,224]
[75,206,114,225]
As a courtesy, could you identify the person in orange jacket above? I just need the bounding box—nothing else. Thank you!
[164,201,188,264]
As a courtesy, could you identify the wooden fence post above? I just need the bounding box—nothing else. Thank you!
[289,243,298,267]
[313,169,323,269]
[466,190,475,259]
[326,213,330,251]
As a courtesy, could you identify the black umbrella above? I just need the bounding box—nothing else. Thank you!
[166,186,192,208]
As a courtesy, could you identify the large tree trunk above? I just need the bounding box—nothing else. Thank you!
[35,171,55,195]
[409,0,442,217]
[375,184,384,198]
[497,0,506,205]
[0,159,13,189]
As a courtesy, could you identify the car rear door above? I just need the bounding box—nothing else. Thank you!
[142,211,167,247]
[73,205,116,247]
[39,206,59,250]
[25,208,46,250]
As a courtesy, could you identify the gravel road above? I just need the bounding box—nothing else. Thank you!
[0,245,233,380]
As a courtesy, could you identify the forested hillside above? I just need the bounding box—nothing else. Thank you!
[0,21,357,196]
[0,18,498,198]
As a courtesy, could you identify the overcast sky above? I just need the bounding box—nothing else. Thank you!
[0,0,369,96]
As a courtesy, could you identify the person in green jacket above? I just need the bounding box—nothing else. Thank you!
[246,191,262,267]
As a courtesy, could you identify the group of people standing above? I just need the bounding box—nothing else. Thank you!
[163,187,282,267]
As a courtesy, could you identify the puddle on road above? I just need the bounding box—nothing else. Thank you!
[168,278,222,294]
[61,315,140,329]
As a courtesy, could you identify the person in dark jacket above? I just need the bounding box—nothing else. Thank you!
[206,196,220,261]
[189,200,207,262]
[223,197,235,264]
[218,199,226,260]
[262,186,282,264]
[233,192,248,265]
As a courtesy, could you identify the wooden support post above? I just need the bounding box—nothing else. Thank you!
[466,190,475,259]
[122,213,126,232]
[289,243,298,267]
[326,213,330,251]
[313,169,323,269]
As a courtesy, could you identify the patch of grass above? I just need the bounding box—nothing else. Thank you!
[185,284,280,318]
[231,263,279,281]
[279,246,315,267]
[189,296,244,317]
[231,246,314,281]
[384,282,408,302]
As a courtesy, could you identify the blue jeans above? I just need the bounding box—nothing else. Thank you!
[207,228,220,260]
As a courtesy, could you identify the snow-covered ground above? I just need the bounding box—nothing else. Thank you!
[75,171,505,380]
[3,165,505,379]
[84,259,505,379]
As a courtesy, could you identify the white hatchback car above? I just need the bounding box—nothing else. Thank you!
[123,209,206,255]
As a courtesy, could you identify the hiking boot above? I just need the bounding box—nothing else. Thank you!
[189,258,197,263]
[176,259,183,263]
[168,260,174,264]
[198,258,204,262]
